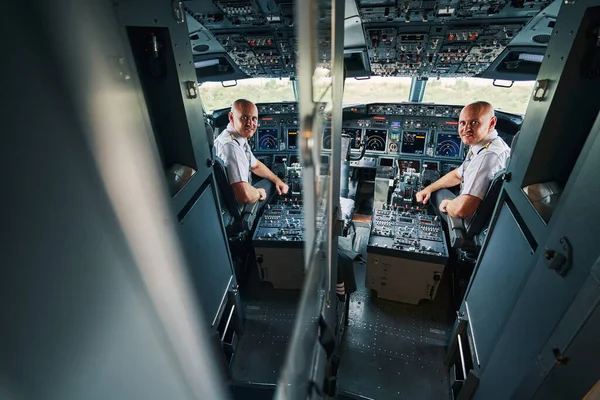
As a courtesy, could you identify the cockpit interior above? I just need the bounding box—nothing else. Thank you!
[5,0,600,399]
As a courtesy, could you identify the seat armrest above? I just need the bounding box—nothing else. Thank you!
[446,214,466,248]
[239,201,260,231]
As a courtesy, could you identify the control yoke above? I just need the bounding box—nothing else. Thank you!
[343,132,366,161]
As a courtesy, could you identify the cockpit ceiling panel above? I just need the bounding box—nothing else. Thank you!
[184,0,554,79]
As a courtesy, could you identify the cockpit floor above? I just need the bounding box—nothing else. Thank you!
[230,266,299,392]
[336,261,453,400]
[231,222,453,399]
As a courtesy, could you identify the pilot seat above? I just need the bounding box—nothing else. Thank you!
[206,123,274,278]
[445,132,519,303]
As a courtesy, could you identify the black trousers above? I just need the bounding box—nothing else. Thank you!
[337,248,357,295]
[430,188,457,220]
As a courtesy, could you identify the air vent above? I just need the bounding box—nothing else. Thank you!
[193,44,210,53]
[532,34,551,44]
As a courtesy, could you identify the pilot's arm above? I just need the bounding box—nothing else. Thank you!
[231,182,265,203]
[221,143,266,203]
[251,160,289,195]
[441,152,503,219]
[416,168,462,204]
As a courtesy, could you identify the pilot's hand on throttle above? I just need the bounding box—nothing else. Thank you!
[415,189,431,204]
[439,199,450,214]
[276,180,289,195]
[257,188,267,201]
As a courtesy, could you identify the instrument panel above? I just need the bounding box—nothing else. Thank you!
[213,102,519,175]
[341,103,465,161]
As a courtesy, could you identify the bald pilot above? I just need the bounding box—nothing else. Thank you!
[416,101,510,221]
[214,99,289,208]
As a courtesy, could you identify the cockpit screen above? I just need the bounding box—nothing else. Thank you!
[342,128,362,150]
[365,129,387,152]
[435,133,462,158]
[287,128,298,150]
[258,128,279,150]
[289,155,299,165]
[401,131,426,154]
[398,159,421,174]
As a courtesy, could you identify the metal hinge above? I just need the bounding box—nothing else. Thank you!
[533,79,550,102]
[185,81,198,99]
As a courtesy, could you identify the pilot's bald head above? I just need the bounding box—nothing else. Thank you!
[464,101,495,118]
[229,99,258,139]
[458,101,497,146]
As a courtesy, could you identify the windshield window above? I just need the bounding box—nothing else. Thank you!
[343,77,411,105]
[199,78,295,113]
[423,78,535,115]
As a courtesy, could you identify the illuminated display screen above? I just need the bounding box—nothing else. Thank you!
[287,128,298,149]
[258,128,279,150]
[342,128,362,150]
[365,129,388,152]
[401,131,426,154]
[390,121,402,141]
[398,159,421,174]
[322,128,332,150]
[435,133,462,158]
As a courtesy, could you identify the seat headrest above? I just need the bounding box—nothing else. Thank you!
[511,130,520,151]
[205,123,215,147]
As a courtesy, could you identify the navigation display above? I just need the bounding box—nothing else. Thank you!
[258,128,279,150]
[287,128,298,149]
[401,131,426,154]
[365,129,387,152]
[398,159,421,174]
[342,128,362,150]
[435,133,462,158]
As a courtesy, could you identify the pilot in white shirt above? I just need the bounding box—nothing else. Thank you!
[416,101,510,220]
[214,99,289,208]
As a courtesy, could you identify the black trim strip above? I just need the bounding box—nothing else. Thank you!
[177,177,212,222]
[505,196,538,252]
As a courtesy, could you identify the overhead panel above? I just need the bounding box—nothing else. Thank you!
[184,0,554,79]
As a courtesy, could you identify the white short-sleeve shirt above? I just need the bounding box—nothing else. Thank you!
[214,123,258,184]
[457,130,510,200]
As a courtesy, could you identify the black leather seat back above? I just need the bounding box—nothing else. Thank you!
[213,156,242,222]
[206,123,241,225]
[464,169,505,239]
